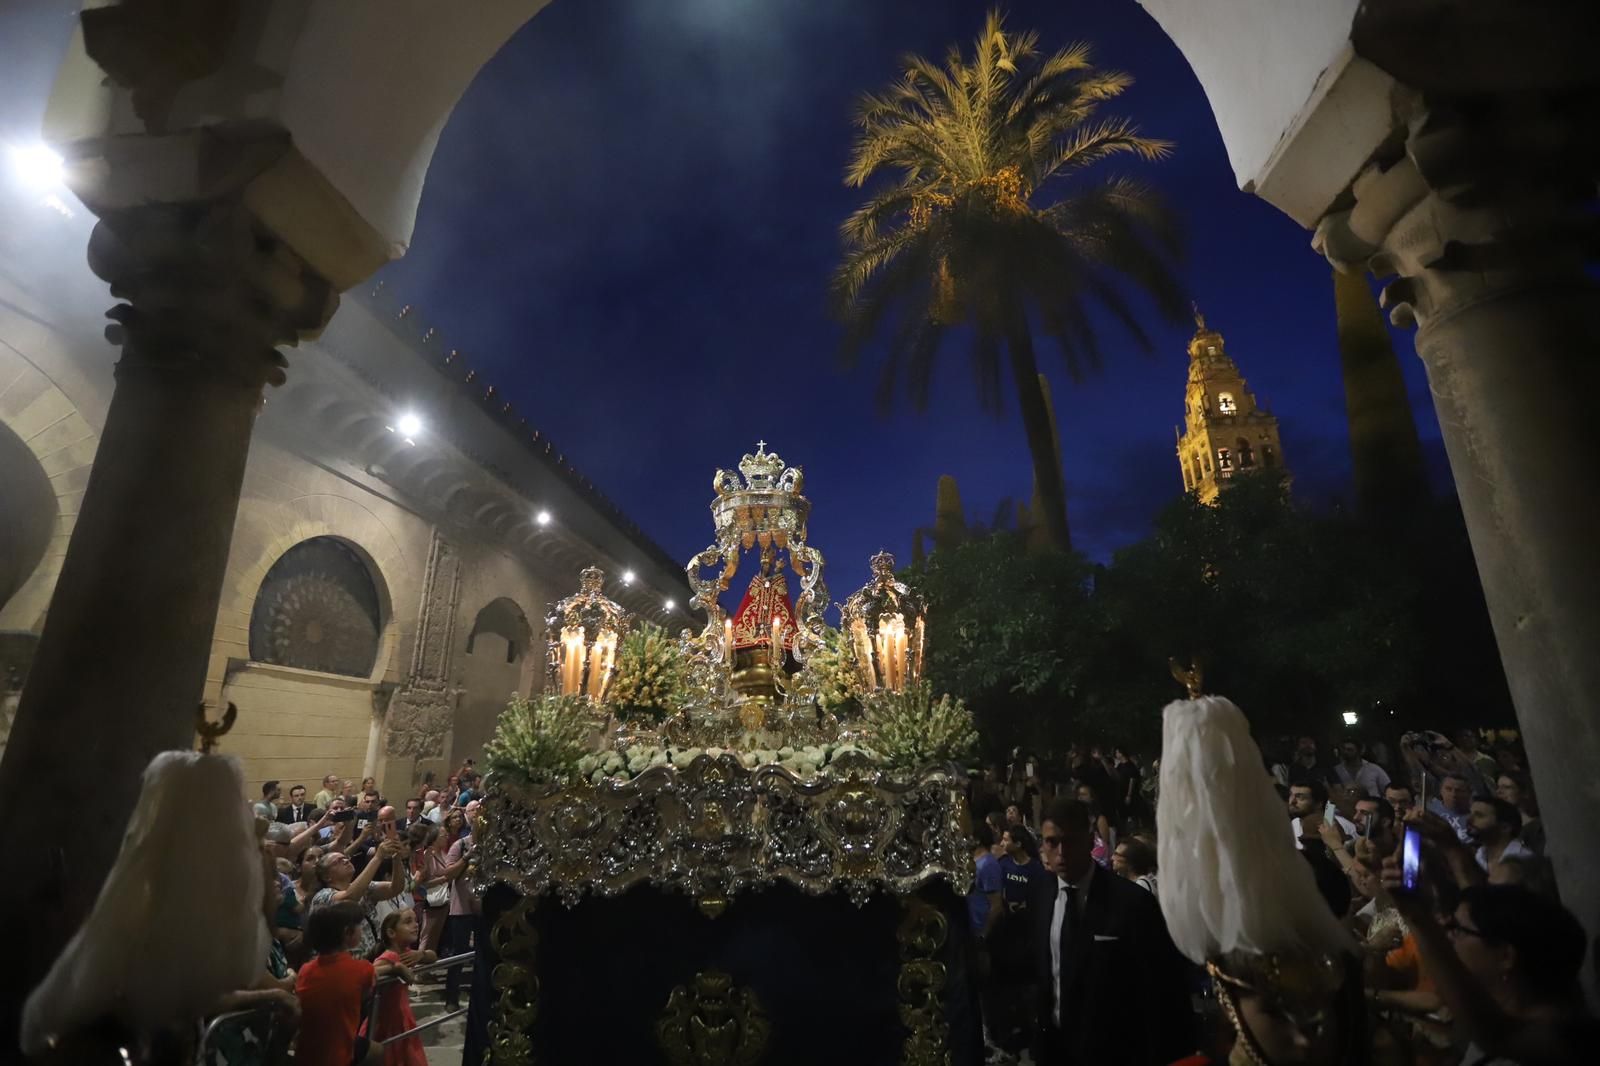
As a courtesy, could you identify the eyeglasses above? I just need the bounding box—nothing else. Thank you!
[1443,918,1487,940]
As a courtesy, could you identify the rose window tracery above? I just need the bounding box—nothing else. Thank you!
[248,536,382,677]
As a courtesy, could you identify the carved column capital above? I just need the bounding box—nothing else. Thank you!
[1314,95,1600,332]
[86,195,338,390]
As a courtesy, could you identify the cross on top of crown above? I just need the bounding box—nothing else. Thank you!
[738,441,787,489]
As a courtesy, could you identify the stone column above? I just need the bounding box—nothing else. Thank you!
[1317,98,1600,948]
[0,195,335,1037]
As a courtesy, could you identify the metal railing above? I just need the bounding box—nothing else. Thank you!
[193,950,475,1062]
[196,1004,284,1064]
[368,950,475,1047]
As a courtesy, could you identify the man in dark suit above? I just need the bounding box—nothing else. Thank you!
[275,783,310,824]
[1033,798,1196,1066]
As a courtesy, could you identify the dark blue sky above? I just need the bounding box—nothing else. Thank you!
[377,0,1447,578]
[3,0,1449,582]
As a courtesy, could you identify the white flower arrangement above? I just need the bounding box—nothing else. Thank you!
[806,626,867,715]
[573,740,878,784]
[606,623,689,724]
[858,682,977,770]
[482,692,593,787]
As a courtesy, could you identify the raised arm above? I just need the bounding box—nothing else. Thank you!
[335,842,395,904]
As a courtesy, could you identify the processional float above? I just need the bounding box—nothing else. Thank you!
[474,442,978,1066]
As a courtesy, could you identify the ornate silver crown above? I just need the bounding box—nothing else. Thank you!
[711,441,809,550]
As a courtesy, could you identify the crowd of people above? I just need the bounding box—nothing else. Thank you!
[214,763,488,1066]
[209,724,1595,1066]
[963,729,1594,1066]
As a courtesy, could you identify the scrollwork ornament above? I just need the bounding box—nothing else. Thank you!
[477,756,972,916]
[656,970,771,1066]
[896,897,951,1066]
[487,896,540,1066]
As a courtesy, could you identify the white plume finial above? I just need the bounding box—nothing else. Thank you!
[1156,696,1351,965]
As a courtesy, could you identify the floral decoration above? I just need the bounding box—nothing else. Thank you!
[482,692,593,787]
[606,622,689,724]
[859,681,977,769]
[806,625,867,716]
[574,741,876,784]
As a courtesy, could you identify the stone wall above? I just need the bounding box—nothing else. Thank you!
[0,207,687,799]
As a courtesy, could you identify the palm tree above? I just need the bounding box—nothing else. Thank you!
[832,8,1186,550]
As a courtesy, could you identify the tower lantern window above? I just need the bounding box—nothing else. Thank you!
[1217,392,1237,415]
[1217,447,1233,473]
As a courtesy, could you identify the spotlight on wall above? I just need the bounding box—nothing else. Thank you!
[1341,710,1360,727]
[8,144,63,191]
[535,510,552,527]
[622,570,636,585]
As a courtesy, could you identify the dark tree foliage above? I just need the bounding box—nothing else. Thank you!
[909,472,1512,759]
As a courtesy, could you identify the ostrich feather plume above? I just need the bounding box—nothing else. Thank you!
[23,750,266,1052]
[1157,696,1351,965]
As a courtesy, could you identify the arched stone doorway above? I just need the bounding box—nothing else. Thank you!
[455,596,535,763]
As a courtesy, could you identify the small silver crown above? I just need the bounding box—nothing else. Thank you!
[737,441,786,490]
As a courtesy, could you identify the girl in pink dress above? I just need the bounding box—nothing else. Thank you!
[373,910,435,1066]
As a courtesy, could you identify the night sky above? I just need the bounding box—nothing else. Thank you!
[5,0,1451,583]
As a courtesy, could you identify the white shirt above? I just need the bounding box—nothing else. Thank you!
[1290,814,1358,850]
[1049,874,1090,1026]
[1333,759,1391,797]
[1474,837,1532,871]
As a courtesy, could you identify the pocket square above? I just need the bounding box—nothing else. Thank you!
[1092,934,1119,942]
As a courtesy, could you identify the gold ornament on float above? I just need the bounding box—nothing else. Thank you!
[841,551,927,695]
[545,565,629,701]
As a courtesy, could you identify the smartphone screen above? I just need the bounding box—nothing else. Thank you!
[1401,825,1423,890]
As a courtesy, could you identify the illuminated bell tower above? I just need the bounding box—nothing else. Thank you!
[1175,309,1287,504]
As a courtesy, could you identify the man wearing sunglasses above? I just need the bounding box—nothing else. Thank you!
[1033,798,1195,1065]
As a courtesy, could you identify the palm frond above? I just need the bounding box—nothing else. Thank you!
[832,6,1186,443]
[839,179,931,246]
[1034,118,1173,186]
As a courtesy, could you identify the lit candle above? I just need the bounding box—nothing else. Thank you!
[770,617,783,663]
[912,616,926,684]
[561,626,587,695]
[881,615,907,691]
[588,629,616,699]
[724,618,734,666]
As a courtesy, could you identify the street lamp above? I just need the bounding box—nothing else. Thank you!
[7,144,63,191]
[1342,710,1360,727]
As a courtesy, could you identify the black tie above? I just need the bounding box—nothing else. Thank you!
[1060,882,1077,950]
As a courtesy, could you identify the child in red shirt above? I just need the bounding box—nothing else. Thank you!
[296,901,377,1066]
[373,910,435,1066]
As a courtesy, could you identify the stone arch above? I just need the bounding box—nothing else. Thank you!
[455,595,536,762]
[0,346,99,634]
[248,535,386,678]
[0,422,54,617]
[212,493,412,702]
